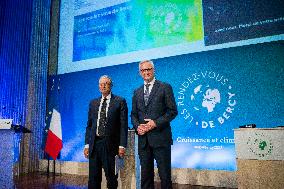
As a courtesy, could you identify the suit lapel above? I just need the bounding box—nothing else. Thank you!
[92,99,100,128]
[107,94,115,122]
[94,98,101,114]
[136,86,146,110]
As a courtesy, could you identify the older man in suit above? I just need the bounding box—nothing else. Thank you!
[131,60,178,189]
[84,75,128,189]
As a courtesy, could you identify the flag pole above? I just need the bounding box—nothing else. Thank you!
[47,156,50,176]
[45,152,51,176]
[53,159,56,176]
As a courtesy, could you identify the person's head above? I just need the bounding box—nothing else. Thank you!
[139,60,155,83]
[99,75,112,97]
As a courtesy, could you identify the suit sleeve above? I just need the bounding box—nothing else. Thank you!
[119,98,128,148]
[131,90,140,131]
[154,84,178,130]
[85,102,92,145]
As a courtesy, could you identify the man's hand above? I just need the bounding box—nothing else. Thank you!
[137,119,156,135]
[144,119,156,131]
[84,148,89,159]
[137,124,147,135]
[118,147,126,157]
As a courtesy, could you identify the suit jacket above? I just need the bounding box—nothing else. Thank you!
[85,94,128,156]
[131,80,178,149]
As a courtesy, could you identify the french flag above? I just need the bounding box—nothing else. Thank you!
[44,108,63,160]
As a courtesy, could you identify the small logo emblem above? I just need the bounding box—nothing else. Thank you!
[247,132,273,158]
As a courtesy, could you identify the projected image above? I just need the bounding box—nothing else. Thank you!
[203,0,284,45]
[73,0,203,61]
[73,2,133,61]
[136,0,203,47]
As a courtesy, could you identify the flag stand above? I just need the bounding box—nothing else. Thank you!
[45,154,57,176]
[46,159,59,176]
[45,152,62,177]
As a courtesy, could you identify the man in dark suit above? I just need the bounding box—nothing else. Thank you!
[84,75,128,189]
[131,60,178,189]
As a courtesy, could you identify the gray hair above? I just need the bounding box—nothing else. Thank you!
[139,60,155,70]
[99,75,113,86]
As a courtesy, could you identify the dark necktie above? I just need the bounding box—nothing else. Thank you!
[98,98,107,136]
[144,83,150,105]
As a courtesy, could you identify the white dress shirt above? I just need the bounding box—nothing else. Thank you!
[144,78,156,94]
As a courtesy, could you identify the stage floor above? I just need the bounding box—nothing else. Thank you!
[14,173,232,188]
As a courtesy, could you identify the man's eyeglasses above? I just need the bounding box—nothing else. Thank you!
[99,82,111,86]
[140,68,153,73]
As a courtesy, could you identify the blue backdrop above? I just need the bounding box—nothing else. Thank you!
[47,41,284,171]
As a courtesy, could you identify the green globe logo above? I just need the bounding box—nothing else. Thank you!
[247,133,273,158]
[259,141,267,150]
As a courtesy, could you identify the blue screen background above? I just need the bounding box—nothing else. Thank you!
[47,41,284,170]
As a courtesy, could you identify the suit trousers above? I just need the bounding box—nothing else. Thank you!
[139,139,172,189]
[88,138,118,189]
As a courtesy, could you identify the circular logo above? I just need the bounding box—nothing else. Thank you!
[247,132,273,158]
[176,71,237,129]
